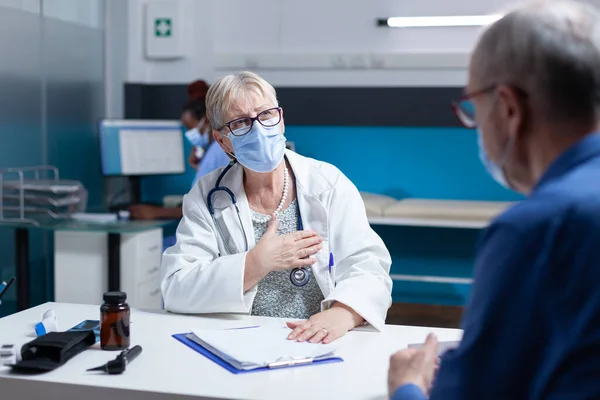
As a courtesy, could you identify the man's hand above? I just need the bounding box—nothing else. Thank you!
[388,333,439,397]
[286,303,363,344]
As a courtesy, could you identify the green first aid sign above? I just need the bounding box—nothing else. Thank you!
[155,18,172,37]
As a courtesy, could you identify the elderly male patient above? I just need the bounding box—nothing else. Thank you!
[389,1,600,399]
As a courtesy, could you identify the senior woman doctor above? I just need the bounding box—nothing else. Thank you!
[161,71,392,343]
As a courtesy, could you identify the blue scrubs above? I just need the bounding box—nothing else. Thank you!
[192,140,230,187]
[162,141,230,251]
[394,134,600,399]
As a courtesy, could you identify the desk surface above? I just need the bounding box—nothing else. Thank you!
[0,303,462,400]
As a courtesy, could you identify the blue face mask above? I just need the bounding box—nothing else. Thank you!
[228,118,286,173]
[477,130,510,189]
[185,127,210,149]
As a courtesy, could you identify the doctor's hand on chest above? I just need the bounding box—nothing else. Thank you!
[243,215,323,292]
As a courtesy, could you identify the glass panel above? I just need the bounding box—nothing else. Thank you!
[0,2,43,314]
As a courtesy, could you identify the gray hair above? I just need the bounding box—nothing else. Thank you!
[205,71,279,129]
[472,0,600,123]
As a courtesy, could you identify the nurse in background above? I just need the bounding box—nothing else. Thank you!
[182,99,231,187]
[129,100,230,220]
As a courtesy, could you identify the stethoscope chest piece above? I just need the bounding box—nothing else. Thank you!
[290,267,310,286]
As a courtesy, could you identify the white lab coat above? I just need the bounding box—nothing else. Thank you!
[161,150,393,330]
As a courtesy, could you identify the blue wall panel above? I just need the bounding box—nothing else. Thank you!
[374,225,479,305]
[286,126,521,201]
[142,126,524,201]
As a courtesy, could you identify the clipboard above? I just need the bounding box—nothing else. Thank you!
[172,333,344,374]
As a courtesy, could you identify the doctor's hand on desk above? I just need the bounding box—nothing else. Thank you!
[243,214,323,291]
[286,302,364,344]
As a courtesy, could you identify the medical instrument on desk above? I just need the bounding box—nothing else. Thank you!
[87,345,142,374]
[35,309,59,336]
[207,159,311,287]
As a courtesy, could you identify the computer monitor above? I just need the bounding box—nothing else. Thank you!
[100,120,185,176]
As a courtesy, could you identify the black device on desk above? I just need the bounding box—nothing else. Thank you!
[87,345,143,374]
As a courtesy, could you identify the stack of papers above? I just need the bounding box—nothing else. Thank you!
[186,325,338,371]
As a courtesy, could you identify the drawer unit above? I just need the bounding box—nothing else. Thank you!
[135,278,163,310]
[54,228,164,310]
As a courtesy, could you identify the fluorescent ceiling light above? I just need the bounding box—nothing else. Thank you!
[381,15,503,28]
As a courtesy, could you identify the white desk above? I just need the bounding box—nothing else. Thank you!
[0,303,462,400]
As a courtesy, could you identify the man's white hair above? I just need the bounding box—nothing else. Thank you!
[472,0,600,123]
[205,71,279,130]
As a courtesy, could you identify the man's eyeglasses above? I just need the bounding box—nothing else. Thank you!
[220,107,282,137]
[452,84,528,129]
[451,85,497,129]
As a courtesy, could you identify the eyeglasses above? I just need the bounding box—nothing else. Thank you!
[451,85,496,129]
[220,107,282,137]
[452,84,528,129]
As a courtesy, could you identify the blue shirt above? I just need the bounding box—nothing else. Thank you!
[394,134,600,400]
[192,140,230,188]
[392,384,426,400]
[163,141,229,252]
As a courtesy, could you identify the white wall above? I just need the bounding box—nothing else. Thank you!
[108,0,600,107]
[126,0,215,85]
[214,0,511,54]
[120,0,524,88]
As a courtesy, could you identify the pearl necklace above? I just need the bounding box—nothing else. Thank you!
[251,164,289,224]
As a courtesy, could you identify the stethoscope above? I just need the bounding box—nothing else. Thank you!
[207,159,310,287]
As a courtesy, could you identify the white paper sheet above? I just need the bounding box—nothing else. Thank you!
[189,325,337,370]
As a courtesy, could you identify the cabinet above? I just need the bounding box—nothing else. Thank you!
[54,228,163,310]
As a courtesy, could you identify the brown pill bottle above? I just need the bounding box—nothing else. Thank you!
[100,291,130,350]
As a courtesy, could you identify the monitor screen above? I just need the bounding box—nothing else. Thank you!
[100,120,185,176]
